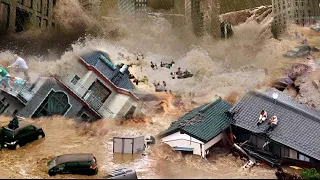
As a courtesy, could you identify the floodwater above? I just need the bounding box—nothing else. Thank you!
[0,0,319,179]
[0,113,276,179]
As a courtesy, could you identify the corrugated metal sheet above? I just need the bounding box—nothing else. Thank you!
[118,0,136,16]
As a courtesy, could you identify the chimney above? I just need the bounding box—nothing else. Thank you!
[120,64,128,74]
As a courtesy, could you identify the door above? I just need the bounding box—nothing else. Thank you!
[113,138,123,153]
[65,162,80,174]
[123,139,133,154]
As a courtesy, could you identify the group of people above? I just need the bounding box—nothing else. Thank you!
[257,110,278,132]
[0,54,30,91]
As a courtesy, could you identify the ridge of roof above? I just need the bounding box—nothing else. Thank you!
[251,90,320,124]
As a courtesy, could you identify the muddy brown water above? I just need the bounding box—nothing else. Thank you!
[0,113,276,179]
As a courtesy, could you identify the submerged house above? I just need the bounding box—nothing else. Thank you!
[230,89,320,164]
[0,51,148,121]
[160,98,232,158]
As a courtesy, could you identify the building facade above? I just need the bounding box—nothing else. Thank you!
[184,0,220,37]
[272,0,320,34]
[161,98,232,158]
[0,51,148,121]
[0,0,56,34]
[230,89,320,164]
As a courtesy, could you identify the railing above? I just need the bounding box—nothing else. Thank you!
[83,92,103,112]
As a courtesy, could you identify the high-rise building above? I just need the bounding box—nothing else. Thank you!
[185,0,220,37]
[0,0,56,34]
[272,0,320,34]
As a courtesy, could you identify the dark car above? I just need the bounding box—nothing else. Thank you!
[47,153,98,176]
[177,71,193,79]
[283,45,312,58]
[1,120,45,150]
[105,168,138,179]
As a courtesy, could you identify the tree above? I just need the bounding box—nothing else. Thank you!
[301,168,320,180]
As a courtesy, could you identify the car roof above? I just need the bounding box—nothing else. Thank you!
[108,168,135,177]
[55,153,94,165]
[2,121,33,133]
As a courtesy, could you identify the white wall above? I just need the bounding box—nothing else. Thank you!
[162,131,204,157]
[59,59,137,118]
[203,133,223,156]
[162,131,224,158]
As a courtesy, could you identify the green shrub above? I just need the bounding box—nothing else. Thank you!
[301,168,320,179]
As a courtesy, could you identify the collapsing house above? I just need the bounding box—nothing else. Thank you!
[0,51,148,121]
[161,88,320,168]
[160,98,233,158]
[230,89,320,166]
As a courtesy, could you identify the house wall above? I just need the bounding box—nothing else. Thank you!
[0,92,25,116]
[17,78,91,119]
[162,131,224,158]
[161,131,204,157]
[59,59,135,118]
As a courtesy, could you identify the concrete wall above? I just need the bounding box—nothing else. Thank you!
[59,59,141,119]
[18,78,86,118]
[0,0,55,33]
[272,0,320,34]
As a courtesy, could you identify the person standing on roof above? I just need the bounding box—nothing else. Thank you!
[0,66,13,91]
[257,110,267,125]
[265,115,278,132]
[8,54,30,82]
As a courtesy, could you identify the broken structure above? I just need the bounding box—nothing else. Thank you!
[0,0,56,34]
[160,98,232,158]
[0,51,148,121]
[272,0,320,34]
[230,89,320,164]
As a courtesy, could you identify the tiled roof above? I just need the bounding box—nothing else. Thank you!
[162,98,232,143]
[80,51,135,90]
[230,88,320,161]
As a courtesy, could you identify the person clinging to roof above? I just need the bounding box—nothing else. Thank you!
[257,110,267,125]
[265,115,278,132]
[0,66,13,91]
[8,54,30,82]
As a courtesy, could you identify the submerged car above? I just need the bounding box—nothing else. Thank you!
[1,121,45,150]
[105,168,138,179]
[47,153,98,176]
[283,45,312,58]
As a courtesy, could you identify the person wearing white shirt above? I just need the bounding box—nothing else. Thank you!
[8,54,30,82]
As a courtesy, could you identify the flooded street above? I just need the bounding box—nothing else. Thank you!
[0,0,319,179]
[0,114,276,179]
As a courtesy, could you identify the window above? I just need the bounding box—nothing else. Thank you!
[32,90,71,118]
[298,153,310,162]
[83,80,111,110]
[280,146,289,157]
[56,164,65,171]
[36,0,42,13]
[71,75,80,85]
[66,162,79,169]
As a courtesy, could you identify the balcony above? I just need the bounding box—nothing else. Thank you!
[83,92,103,112]
[0,83,35,104]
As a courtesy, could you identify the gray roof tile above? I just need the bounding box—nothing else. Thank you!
[163,98,232,143]
[80,51,135,90]
[230,89,320,161]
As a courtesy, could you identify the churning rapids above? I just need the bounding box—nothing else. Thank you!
[0,0,319,179]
